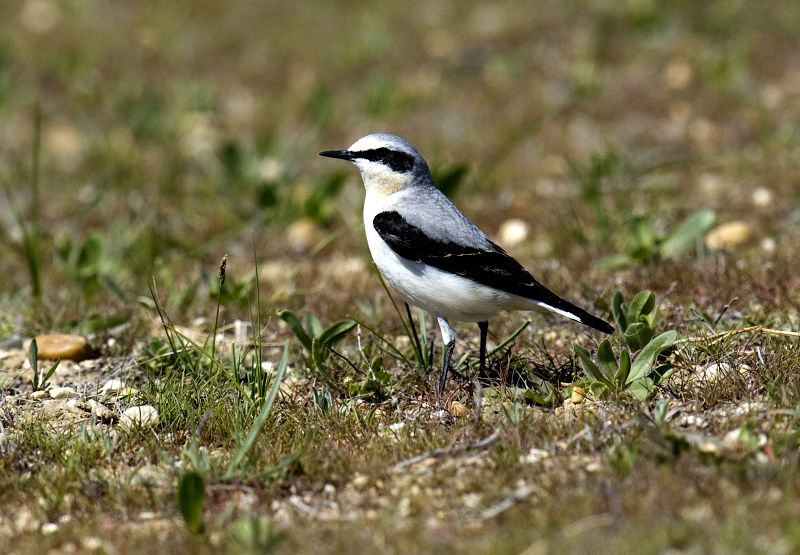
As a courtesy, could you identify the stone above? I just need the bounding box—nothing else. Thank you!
[101,379,125,393]
[121,405,159,428]
[496,218,530,248]
[350,474,369,490]
[87,399,116,420]
[705,221,753,251]
[67,399,92,414]
[520,448,550,465]
[664,59,693,90]
[571,386,586,404]
[751,187,773,207]
[49,386,79,399]
[32,334,92,361]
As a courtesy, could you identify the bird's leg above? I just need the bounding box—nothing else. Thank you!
[478,321,489,377]
[404,302,425,367]
[436,316,456,404]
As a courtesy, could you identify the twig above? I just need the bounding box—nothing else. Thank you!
[466,483,535,522]
[675,326,800,347]
[393,429,500,470]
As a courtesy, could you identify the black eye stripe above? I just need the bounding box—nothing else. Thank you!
[354,148,414,173]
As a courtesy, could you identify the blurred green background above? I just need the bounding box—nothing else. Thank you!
[1,0,799,331]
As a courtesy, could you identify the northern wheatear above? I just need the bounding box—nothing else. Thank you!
[320,133,613,399]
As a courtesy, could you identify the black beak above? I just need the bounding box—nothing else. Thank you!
[319,150,354,161]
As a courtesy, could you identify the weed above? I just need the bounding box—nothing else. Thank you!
[177,471,205,535]
[0,106,43,299]
[602,210,716,268]
[574,290,677,400]
[27,338,60,392]
[278,308,356,390]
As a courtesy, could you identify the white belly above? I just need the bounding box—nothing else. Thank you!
[365,225,516,322]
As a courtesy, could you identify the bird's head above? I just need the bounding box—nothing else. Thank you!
[319,133,431,197]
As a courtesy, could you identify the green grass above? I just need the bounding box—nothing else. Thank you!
[1,1,800,553]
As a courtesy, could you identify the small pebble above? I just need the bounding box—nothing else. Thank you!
[101,379,125,393]
[705,221,753,251]
[67,399,92,414]
[664,59,693,90]
[496,218,530,248]
[32,334,92,361]
[751,187,773,207]
[49,387,79,399]
[520,448,550,465]
[87,399,116,420]
[121,405,159,429]
[30,390,48,400]
[41,522,59,534]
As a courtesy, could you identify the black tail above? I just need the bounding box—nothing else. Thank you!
[534,295,615,334]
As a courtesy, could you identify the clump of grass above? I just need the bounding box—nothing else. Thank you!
[1,106,43,300]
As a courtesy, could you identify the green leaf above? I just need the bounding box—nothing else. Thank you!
[311,319,356,365]
[318,320,357,349]
[627,378,654,401]
[627,290,656,326]
[369,355,383,375]
[277,310,312,352]
[28,338,38,388]
[588,381,610,398]
[574,344,613,388]
[598,253,634,270]
[305,314,325,338]
[615,349,631,386]
[597,340,618,380]
[659,209,715,258]
[611,291,627,332]
[624,322,655,352]
[41,360,60,390]
[631,217,657,253]
[226,344,289,478]
[652,363,675,385]
[177,471,205,534]
[626,330,678,385]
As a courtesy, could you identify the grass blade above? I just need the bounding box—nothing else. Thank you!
[225,343,288,479]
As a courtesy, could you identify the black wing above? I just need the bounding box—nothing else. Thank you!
[373,210,613,334]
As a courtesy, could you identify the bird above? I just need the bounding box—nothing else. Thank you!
[319,133,613,400]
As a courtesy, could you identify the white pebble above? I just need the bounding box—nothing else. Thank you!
[751,187,773,207]
[121,405,159,428]
[49,387,79,399]
[41,522,59,534]
[520,448,550,465]
[101,379,125,393]
[83,537,103,550]
[496,218,530,248]
[87,399,116,420]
